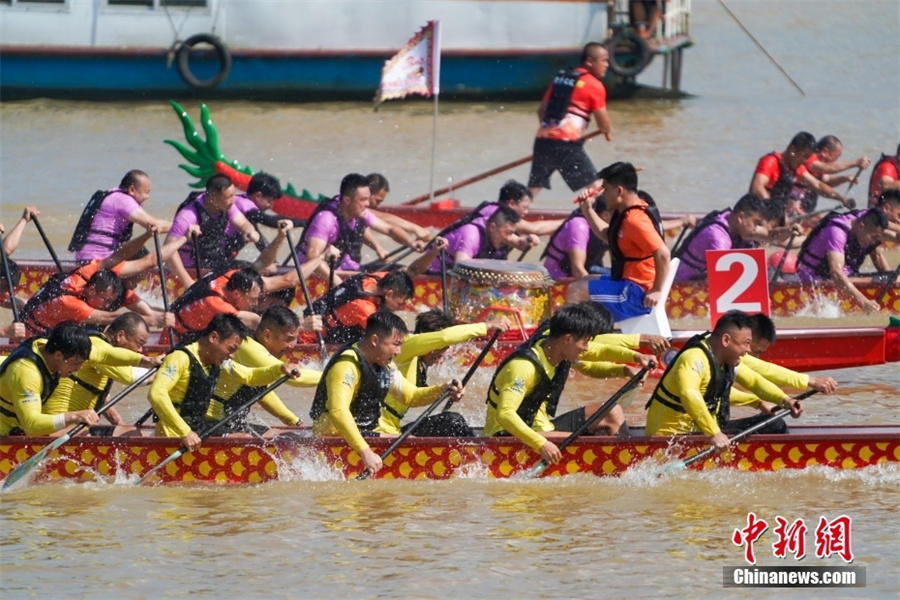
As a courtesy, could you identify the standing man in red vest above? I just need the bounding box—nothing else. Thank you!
[528,42,612,200]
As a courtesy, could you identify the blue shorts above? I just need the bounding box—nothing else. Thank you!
[587,277,651,322]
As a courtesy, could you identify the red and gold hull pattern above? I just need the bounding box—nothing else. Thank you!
[2,426,896,486]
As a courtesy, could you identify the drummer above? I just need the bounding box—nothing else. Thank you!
[310,309,465,476]
[424,205,536,275]
[481,303,642,466]
[375,310,512,437]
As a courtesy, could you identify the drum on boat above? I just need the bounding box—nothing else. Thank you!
[449,259,554,339]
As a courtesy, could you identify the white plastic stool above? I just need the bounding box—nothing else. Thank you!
[616,258,680,339]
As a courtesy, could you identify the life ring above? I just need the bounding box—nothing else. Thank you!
[176,33,232,90]
[607,29,652,78]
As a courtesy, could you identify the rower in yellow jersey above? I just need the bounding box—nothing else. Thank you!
[204,305,321,436]
[45,313,158,433]
[645,310,804,453]
[374,310,511,437]
[482,303,651,465]
[311,310,465,476]
[148,313,302,451]
[0,322,98,436]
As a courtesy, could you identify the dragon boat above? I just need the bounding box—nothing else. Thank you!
[9,258,900,322]
[1,424,896,485]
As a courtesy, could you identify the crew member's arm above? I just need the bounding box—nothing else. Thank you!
[405,237,447,278]
[732,367,803,418]
[386,364,448,408]
[516,218,565,237]
[124,298,175,330]
[644,244,671,308]
[868,246,891,273]
[252,220,293,273]
[370,209,432,242]
[827,250,880,313]
[229,211,261,245]
[87,336,153,369]
[807,156,870,177]
[148,351,198,449]
[395,322,491,368]
[128,206,172,234]
[2,206,39,255]
[361,228,388,261]
[492,360,552,453]
[749,172,772,200]
[368,214,424,251]
[798,172,853,208]
[321,358,383,473]
[740,354,836,393]
[99,227,155,272]
[592,106,613,141]
[577,196,611,244]
[6,364,97,435]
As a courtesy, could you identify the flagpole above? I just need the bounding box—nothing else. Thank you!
[429,20,441,204]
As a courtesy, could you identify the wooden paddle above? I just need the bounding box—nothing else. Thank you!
[769,231,797,287]
[655,389,818,477]
[845,166,865,193]
[0,234,21,323]
[356,329,501,481]
[526,364,652,479]
[670,224,690,256]
[135,372,295,485]
[190,231,203,282]
[153,231,177,346]
[440,248,449,314]
[30,215,64,272]
[402,130,605,206]
[3,366,158,491]
[285,229,328,361]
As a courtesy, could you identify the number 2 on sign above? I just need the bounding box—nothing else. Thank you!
[716,253,761,313]
[705,248,770,327]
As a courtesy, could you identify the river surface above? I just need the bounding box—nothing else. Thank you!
[1,1,898,598]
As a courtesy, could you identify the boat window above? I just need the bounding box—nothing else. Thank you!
[11,1,66,4]
[105,1,208,7]
[162,0,207,6]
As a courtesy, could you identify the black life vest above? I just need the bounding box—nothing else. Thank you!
[169,268,237,341]
[21,268,127,335]
[764,152,799,211]
[309,344,393,433]
[0,338,60,401]
[304,272,384,344]
[540,208,609,276]
[796,209,876,279]
[486,336,570,427]
[471,222,512,261]
[869,153,898,207]
[67,331,114,411]
[434,201,495,238]
[542,68,589,127]
[608,191,665,281]
[294,196,366,266]
[177,191,237,269]
[68,189,136,253]
[646,333,735,427]
[673,208,757,275]
[168,346,221,433]
[209,382,267,435]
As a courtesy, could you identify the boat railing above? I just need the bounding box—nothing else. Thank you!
[612,0,691,40]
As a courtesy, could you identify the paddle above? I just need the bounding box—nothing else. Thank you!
[356,329,502,481]
[516,246,532,262]
[30,215,64,272]
[845,166,865,193]
[360,246,416,273]
[359,245,406,271]
[440,248,449,314]
[285,229,328,361]
[875,260,900,304]
[135,372,295,485]
[670,224,690,256]
[2,366,158,491]
[402,130,605,206]
[655,389,818,476]
[769,231,797,287]
[191,231,203,282]
[0,234,21,323]
[526,364,652,479]
[153,231,177,346]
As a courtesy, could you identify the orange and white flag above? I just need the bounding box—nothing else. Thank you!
[374,20,441,106]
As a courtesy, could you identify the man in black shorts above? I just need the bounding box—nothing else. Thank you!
[528,42,613,199]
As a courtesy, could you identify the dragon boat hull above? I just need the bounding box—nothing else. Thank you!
[1,425,897,485]
[9,259,900,322]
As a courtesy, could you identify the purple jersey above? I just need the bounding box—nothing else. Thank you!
[169,192,243,268]
[796,212,856,282]
[674,210,754,281]
[74,189,140,261]
[296,197,375,270]
[543,216,591,278]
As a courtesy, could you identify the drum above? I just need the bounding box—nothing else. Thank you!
[449,259,554,337]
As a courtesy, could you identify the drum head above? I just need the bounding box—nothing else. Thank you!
[450,259,553,287]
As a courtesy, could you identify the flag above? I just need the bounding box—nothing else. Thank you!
[374,20,441,106]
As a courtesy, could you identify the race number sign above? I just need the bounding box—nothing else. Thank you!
[706,248,770,327]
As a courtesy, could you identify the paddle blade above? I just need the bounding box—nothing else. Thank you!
[654,458,688,478]
[2,445,53,491]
